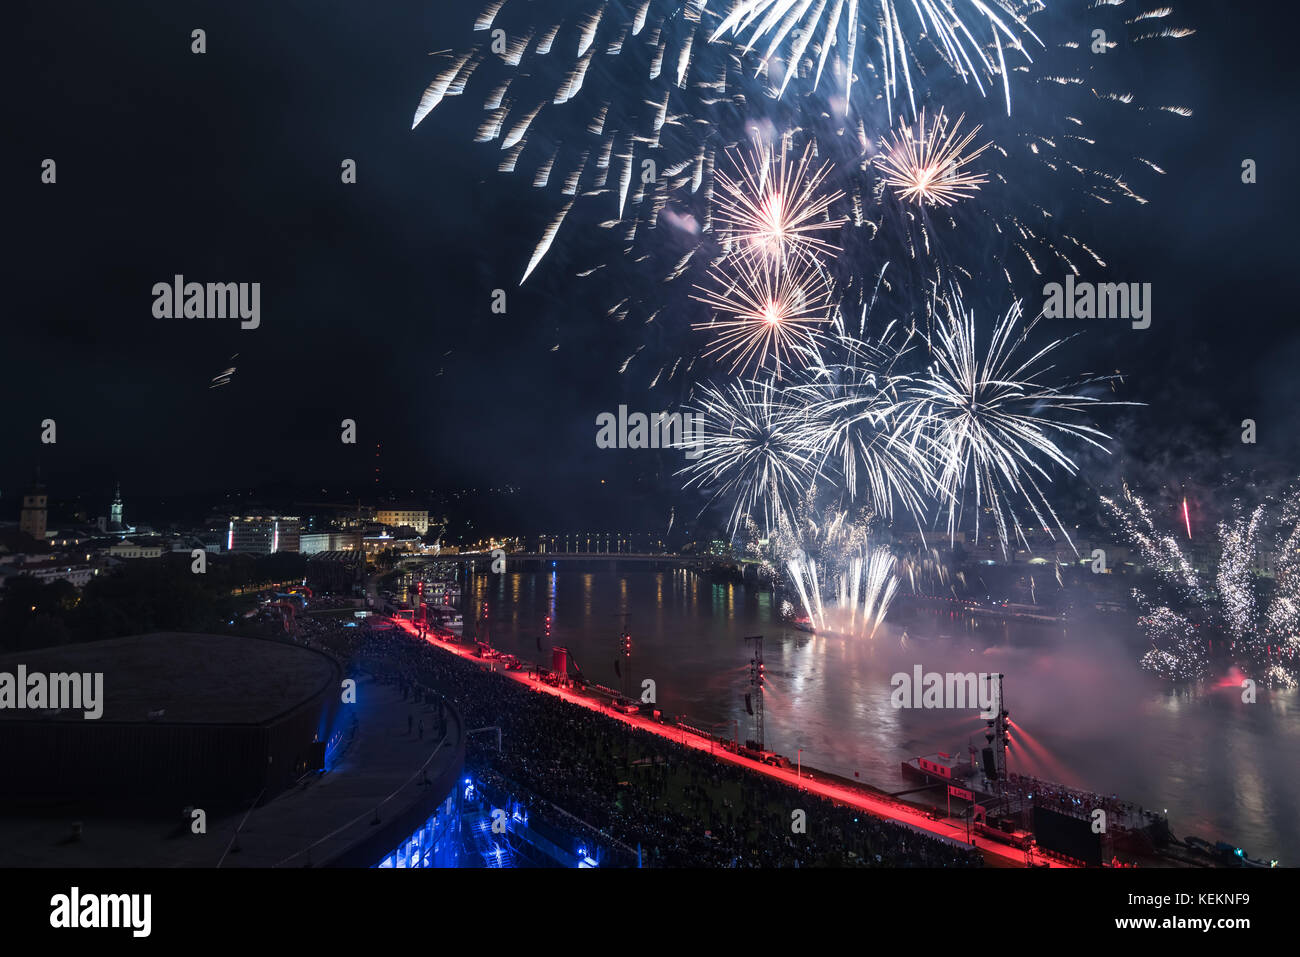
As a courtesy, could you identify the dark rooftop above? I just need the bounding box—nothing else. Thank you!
[0,632,338,725]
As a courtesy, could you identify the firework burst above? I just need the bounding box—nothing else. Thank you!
[909,289,1121,554]
[691,247,836,377]
[681,280,1124,562]
[763,490,900,640]
[792,305,933,522]
[714,138,846,265]
[679,378,820,532]
[786,548,900,640]
[876,108,992,207]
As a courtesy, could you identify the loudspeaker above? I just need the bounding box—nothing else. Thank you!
[981,747,997,779]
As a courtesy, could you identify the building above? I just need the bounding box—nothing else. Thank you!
[226,515,301,554]
[375,507,429,536]
[109,539,165,560]
[0,633,340,813]
[0,633,469,868]
[300,530,358,555]
[19,485,47,542]
[0,559,97,590]
[110,483,123,527]
[47,529,93,549]
[97,483,137,537]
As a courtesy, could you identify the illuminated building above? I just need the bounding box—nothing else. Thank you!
[108,539,165,560]
[375,508,429,535]
[300,531,356,555]
[226,515,301,554]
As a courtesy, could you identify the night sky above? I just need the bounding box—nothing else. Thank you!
[7,0,1299,530]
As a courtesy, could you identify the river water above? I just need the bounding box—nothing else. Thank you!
[458,567,1299,863]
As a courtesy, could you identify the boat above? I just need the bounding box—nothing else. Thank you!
[428,604,463,637]
[901,750,993,799]
[969,601,1063,623]
[899,675,1178,865]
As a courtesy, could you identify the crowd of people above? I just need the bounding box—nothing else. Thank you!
[301,608,983,868]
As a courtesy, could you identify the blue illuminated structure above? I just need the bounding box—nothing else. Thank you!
[375,789,463,869]
[374,772,617,868]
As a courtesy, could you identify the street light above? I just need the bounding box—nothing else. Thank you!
[797,748,803,785]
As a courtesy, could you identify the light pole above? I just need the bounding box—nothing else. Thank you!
[797,748,803,785]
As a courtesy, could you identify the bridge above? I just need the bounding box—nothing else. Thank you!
[410,551,710,569]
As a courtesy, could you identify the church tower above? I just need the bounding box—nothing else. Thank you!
[111,483,124,527]
[20,484,48,542]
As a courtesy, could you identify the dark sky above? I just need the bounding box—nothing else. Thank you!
[6,0,1299,528]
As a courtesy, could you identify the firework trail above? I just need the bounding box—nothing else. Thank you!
[710,0,1043,118]
[843,546,901,639]
[763,489,899,638]
[786,546,899,639]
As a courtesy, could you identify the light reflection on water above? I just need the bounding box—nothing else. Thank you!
[470,568,1300,862]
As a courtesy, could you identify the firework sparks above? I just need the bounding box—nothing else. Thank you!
[784,544,899,641]
[414,0,1190,345]
[691,252,835,377]
[1104,487,1300,689]
[793,310,934,523]
[910,289,1121,554]
[681,282,1124,557]
[876,109,993,208]
[714,139,845,266]
[710,0,1043,117]
[841,547,901,639]
[679,378,820,533]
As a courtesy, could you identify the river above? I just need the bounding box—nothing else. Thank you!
[453,566,1299,863]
